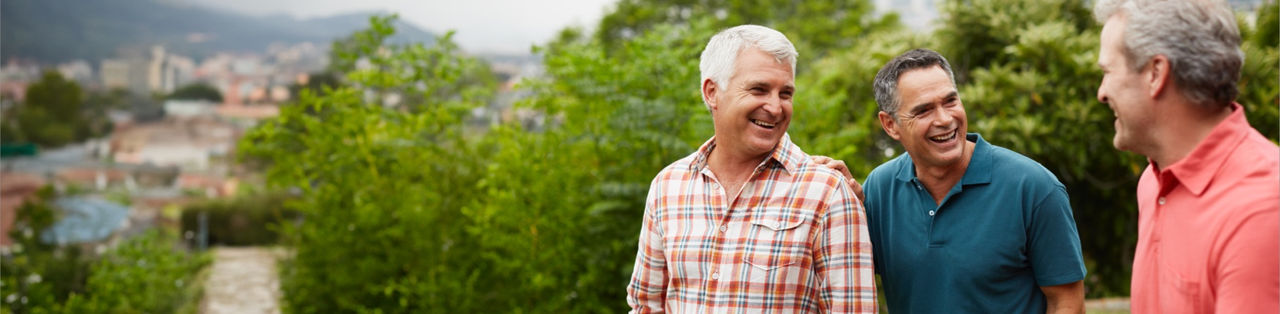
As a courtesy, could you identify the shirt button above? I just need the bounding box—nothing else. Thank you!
[711,272,720,280]
[771,222,780,229]
[719,225,728,232]
[1158,197,1166,205]
[928,210,935,216]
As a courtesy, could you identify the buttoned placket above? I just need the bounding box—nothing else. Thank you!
[701,161,769,290]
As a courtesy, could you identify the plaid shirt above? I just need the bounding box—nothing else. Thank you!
[627,135,877,313]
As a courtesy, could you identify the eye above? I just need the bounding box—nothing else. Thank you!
[780,91,793,99]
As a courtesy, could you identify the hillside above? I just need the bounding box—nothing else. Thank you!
[1,0,435,64]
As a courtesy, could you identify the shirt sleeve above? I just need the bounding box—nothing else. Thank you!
[1213,204,1279,313]
[813,179,878,313]
[1027,185,1087,286]
[627,181,668,313]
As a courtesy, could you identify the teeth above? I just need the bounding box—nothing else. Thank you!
[929,131,955,141]
[751,119,775,128]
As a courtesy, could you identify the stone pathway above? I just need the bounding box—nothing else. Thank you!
[200,247,282,314]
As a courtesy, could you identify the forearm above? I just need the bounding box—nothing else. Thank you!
[1042,280,1084,314]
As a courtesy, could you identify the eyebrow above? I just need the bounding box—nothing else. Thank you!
[910,91,958,112]
[743,80,795,91]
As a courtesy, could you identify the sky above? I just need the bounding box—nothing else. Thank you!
[183,0,621,55]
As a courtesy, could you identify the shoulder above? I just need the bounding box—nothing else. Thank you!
[866,153,912,185]
[791,156,854,199]
[986,144,1064,189]
[1231,131,1280,179]
[651,152,699,184]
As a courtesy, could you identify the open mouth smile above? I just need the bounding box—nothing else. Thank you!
[929,129,957,143]
[751,119,777,129]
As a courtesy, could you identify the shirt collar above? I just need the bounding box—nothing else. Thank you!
[690,133,801,174]
[895,132,993,186]
[1154,102,1252,196]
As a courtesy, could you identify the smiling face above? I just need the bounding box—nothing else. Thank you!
[1097,14,1158,154]
[879,65,968,169]
[705,46,794,160]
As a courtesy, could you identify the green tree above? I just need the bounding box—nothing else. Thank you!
[168,82,223,102]
[241,15,497,312]
[593,0,899,64]
[3,71,86,147]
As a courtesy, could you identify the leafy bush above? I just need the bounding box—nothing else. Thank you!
[1,186,92,313]
[2,188,209,313]
[180,192,298,247]
[60,230,211,314]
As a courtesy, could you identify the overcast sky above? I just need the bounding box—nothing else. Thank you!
[183,0,621,55]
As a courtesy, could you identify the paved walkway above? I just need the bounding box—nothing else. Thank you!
[200,247,282,314]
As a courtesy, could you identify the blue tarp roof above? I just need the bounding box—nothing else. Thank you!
[40,197,130,245]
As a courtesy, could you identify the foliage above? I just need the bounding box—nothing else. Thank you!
[244,0,1279,311]
[0,71,109,147]
[593,0,899,65]
[167,82,223,103]
[1,188,209,313]
[59,230,211,314]
[240,15,497,313]
[1238,0,1280,140]
[180,192,298,246]
[1,186,92,313]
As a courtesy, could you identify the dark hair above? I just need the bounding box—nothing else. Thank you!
[873,48,956,119]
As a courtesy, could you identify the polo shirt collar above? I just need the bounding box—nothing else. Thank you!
[1155,103,1251,196]
[690,133,801,174]
[895,132,993,186]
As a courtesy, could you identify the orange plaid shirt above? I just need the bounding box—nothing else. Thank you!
[627,135,877,313]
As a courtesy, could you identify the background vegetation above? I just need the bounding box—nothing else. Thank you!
[2,187,210,313]
[235,0,1278,312]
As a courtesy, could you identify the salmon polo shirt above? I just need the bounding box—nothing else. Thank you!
[1131,103,1280,313]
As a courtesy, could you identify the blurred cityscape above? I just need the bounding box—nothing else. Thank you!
[0,0,549,252]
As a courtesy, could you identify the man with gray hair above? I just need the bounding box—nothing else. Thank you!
[1094,0,1279,312]
[820,48,1087,313]
[626,25,876,313]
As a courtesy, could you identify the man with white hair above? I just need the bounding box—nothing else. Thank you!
[1094,0,1279,312]
[626,25,876,313]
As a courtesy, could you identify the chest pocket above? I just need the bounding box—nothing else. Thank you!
[743,207,813,272]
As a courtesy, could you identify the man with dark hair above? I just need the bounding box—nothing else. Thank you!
[1094,0,1279,312]
[819,48,1087,313]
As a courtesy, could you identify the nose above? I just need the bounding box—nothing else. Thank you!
[762,93,783,115]
[933,106,954,126]
[1097,85,1109,103]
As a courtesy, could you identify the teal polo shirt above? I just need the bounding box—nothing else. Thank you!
[863,133,1086,313]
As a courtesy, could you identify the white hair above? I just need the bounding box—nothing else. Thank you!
[698,25,798,110]
[1094,0,1243,108]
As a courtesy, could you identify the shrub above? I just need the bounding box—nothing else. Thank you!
[179,193,298,247]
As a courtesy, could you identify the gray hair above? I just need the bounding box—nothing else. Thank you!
[1094,0,1243,109]
[872,48,956,119]
[699,25,798,110]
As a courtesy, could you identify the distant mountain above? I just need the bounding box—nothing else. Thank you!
[1,0,435,64]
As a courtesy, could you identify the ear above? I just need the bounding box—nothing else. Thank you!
[878,111,902,140]
[1145,55,1172,99]
[701,78,719,111]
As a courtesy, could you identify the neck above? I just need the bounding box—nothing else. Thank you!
[707,143,771,179]
[1148,101,1234,168]
[914,139,975,204]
